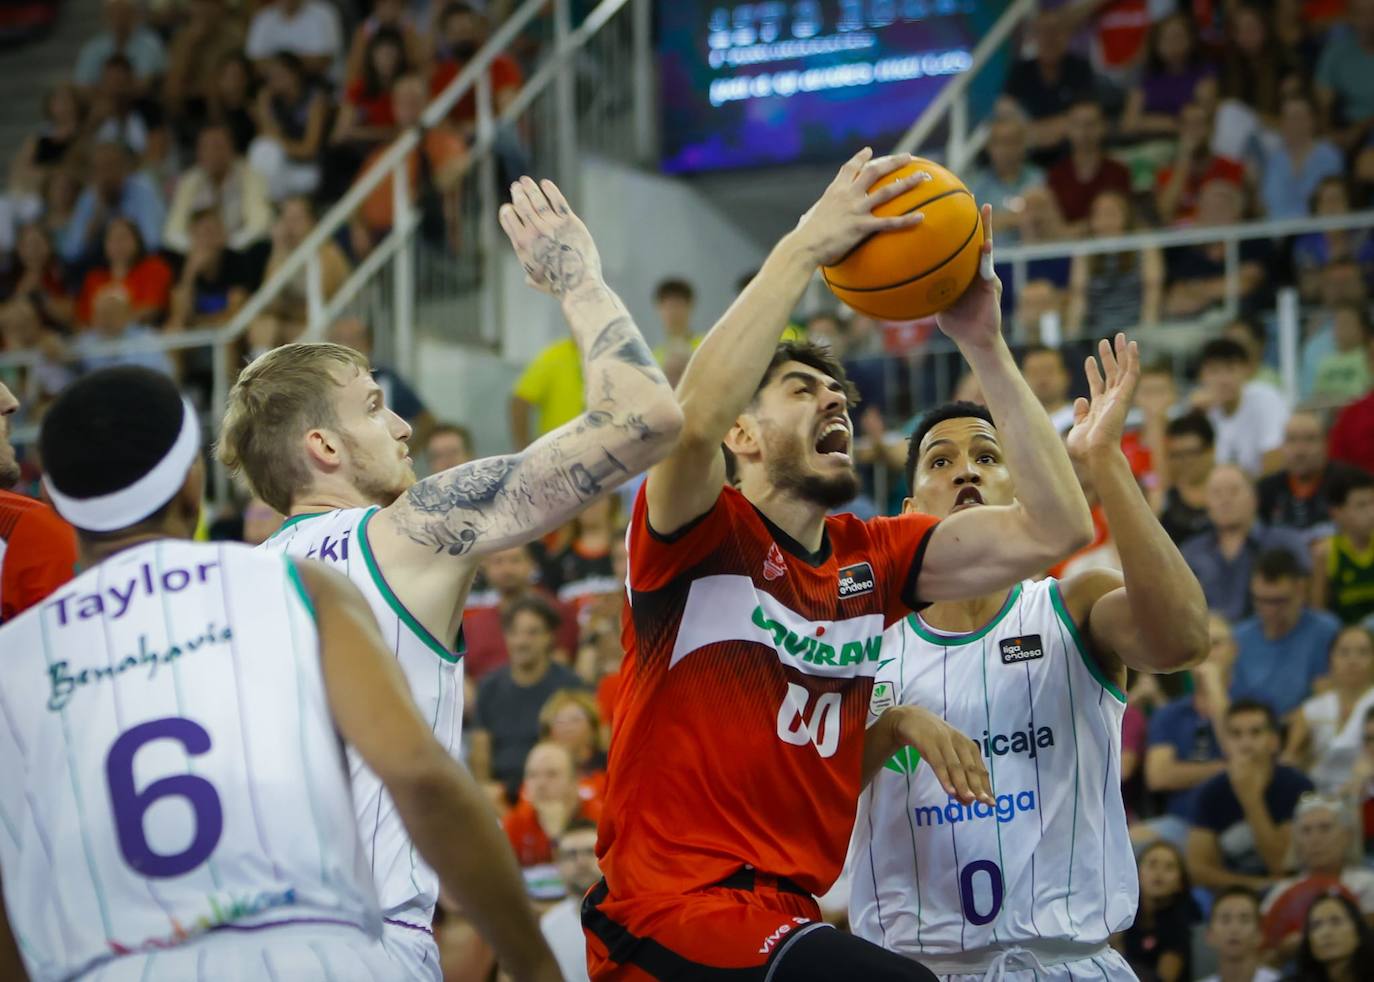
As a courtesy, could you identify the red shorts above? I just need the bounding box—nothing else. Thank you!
[582,872,823,981]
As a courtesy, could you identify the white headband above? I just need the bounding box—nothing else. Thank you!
[44,400,201,532]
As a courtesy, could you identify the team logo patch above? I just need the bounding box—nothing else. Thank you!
[838,562,875,598]
[763,542,788,581]
[869,681,895,716]
[999,634,1044,664]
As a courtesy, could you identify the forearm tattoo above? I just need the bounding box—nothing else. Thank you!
[587,316,666,383]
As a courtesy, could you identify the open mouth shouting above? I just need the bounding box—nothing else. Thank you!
[952,486,984,512]
[814,418,851,464]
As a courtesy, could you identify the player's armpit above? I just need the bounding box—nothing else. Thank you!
[913,503,1075,603]
[297,561,561,982]
[373,396,680,567]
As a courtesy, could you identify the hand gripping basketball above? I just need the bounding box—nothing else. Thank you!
[794,148,931,268]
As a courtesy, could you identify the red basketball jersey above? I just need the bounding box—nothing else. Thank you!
[597,485,938,900]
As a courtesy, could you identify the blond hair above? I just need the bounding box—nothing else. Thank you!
[538,689,603,751]
[216,342,370,514]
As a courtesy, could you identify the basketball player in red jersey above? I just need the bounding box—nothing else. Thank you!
[581,148,1098,981]
[0,382,76,623]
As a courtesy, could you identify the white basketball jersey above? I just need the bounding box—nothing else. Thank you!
[848,578,1136,970]
[260,507,464,936]
[0,540,381,981]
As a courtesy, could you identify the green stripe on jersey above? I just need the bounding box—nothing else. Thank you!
[906,583,1023,646]
[357,508,461,664]
[1048,581,1126,704]
[285,561,316,621]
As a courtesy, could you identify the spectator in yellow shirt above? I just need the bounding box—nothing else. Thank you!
[510,337,583,448]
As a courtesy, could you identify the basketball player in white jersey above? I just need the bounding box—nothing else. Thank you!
[851,335,1211,980]
[216,176,682,976]
[0,367,558,982]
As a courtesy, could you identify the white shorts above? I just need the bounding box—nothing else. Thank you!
[381,917,443,982]
[936,945,1138,982]
[87,923,396,980]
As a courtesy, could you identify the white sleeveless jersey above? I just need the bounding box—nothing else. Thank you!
[848,578,1136,970]
[260,507,464,937]
[0,539,382,981]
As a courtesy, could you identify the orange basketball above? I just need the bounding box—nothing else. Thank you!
[822,158,983,321]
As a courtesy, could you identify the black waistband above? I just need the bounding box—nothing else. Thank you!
[714,868,811,897]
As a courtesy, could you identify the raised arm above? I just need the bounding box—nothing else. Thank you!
[914,211,1094,602]
[372,177,682,563]
[646,148,929,534]
[1059,335,1210,678]
[298,561,559,982]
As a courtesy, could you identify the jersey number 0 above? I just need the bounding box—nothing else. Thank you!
[775,683,842,758]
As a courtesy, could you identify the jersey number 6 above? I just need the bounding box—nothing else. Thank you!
[776,683,842,758]
[105,717,224,878]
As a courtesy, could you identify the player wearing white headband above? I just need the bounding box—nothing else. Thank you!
[0,367,559,981]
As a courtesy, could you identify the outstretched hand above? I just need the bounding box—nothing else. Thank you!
[933,204,1002,350]
[1065,333,1141,463]
[793,147,932,266]
[498,176,602,299]
[892,706,994,806]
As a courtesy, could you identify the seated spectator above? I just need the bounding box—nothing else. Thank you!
[1155,100,1247,226]
[1159,411,1217,544]
[650,277,700,367]
[247,52,328,202]
[967,112,1044,246]
[472,598,588,804]
[1124,360,1182,506]
[164,123,272,255]
[11,84,87,198]
[422,422,474,477]
[162,0,245,128]
[1065,190,1162,335]
[2,224,73,329]
[1121,13,1216,140]
[1046,100,1132,229]
[1232,548,1342,718]
[1313,305,1373,404]
[1262,795,1374,959]
[1328,328,1374,474]
[59,142,165,266]
[0,298,75,416]
[88,54,168,169]
[544,494,618,610]
[1292,892,1374,981]
[541,820,597,982]
[1182,465,1309,623]
[1002,9,1097,156]
[346,0,429,82]
[1259,93,1345,221]
[325,316,434,444]
[1316,0,1374,152]
[1293,180,1374,301]
[537,688,607,801]
[1342,703,1374,856]
[1224,317,1283,392]
[1119,840,1199,982]
[1196,338,1290,478]
[244,196,350,353]
[1020,344,1076,433]
[75,217,173,327]
[1188,699,1314,892]
[354,75,466,252]
[430,2,524,134]
[463,545,579,680]
[1303,263,1367,402]
[194,53,258,156]
[1258,411,1362,535]
[1164,180,1271,319]
[1198,886,1280,982]
[330,26,408,151]
[71,283,176,378]
[73,0,167,92]
[510,334,585,449]
[502,743,599,904]
[165,209,255,330]
[1293,628,1374,795]
[1221,4,1303,127]
[1143,616,1235,849]
[1314,471,1374,625]
[245,0,343,81]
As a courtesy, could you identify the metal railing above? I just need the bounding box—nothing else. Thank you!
[894,0,1036,170]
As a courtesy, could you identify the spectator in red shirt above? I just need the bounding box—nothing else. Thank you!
[0,381,77,624]
[1047,99,1132,229]
[1155,100,1246,226]
[462,543,578,680]
[332,27,407,148]
[537,688,607,800]
[1329,330,1374,474]
[74,217,173,326]
[430,2,523,133]
[503,741,600,903]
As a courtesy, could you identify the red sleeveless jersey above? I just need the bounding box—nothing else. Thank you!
[0,489,77,624]
[597,485,938,900]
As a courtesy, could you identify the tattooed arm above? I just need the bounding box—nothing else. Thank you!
[370,178,681,597]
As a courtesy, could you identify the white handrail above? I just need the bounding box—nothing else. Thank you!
[894,0,1036,165]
